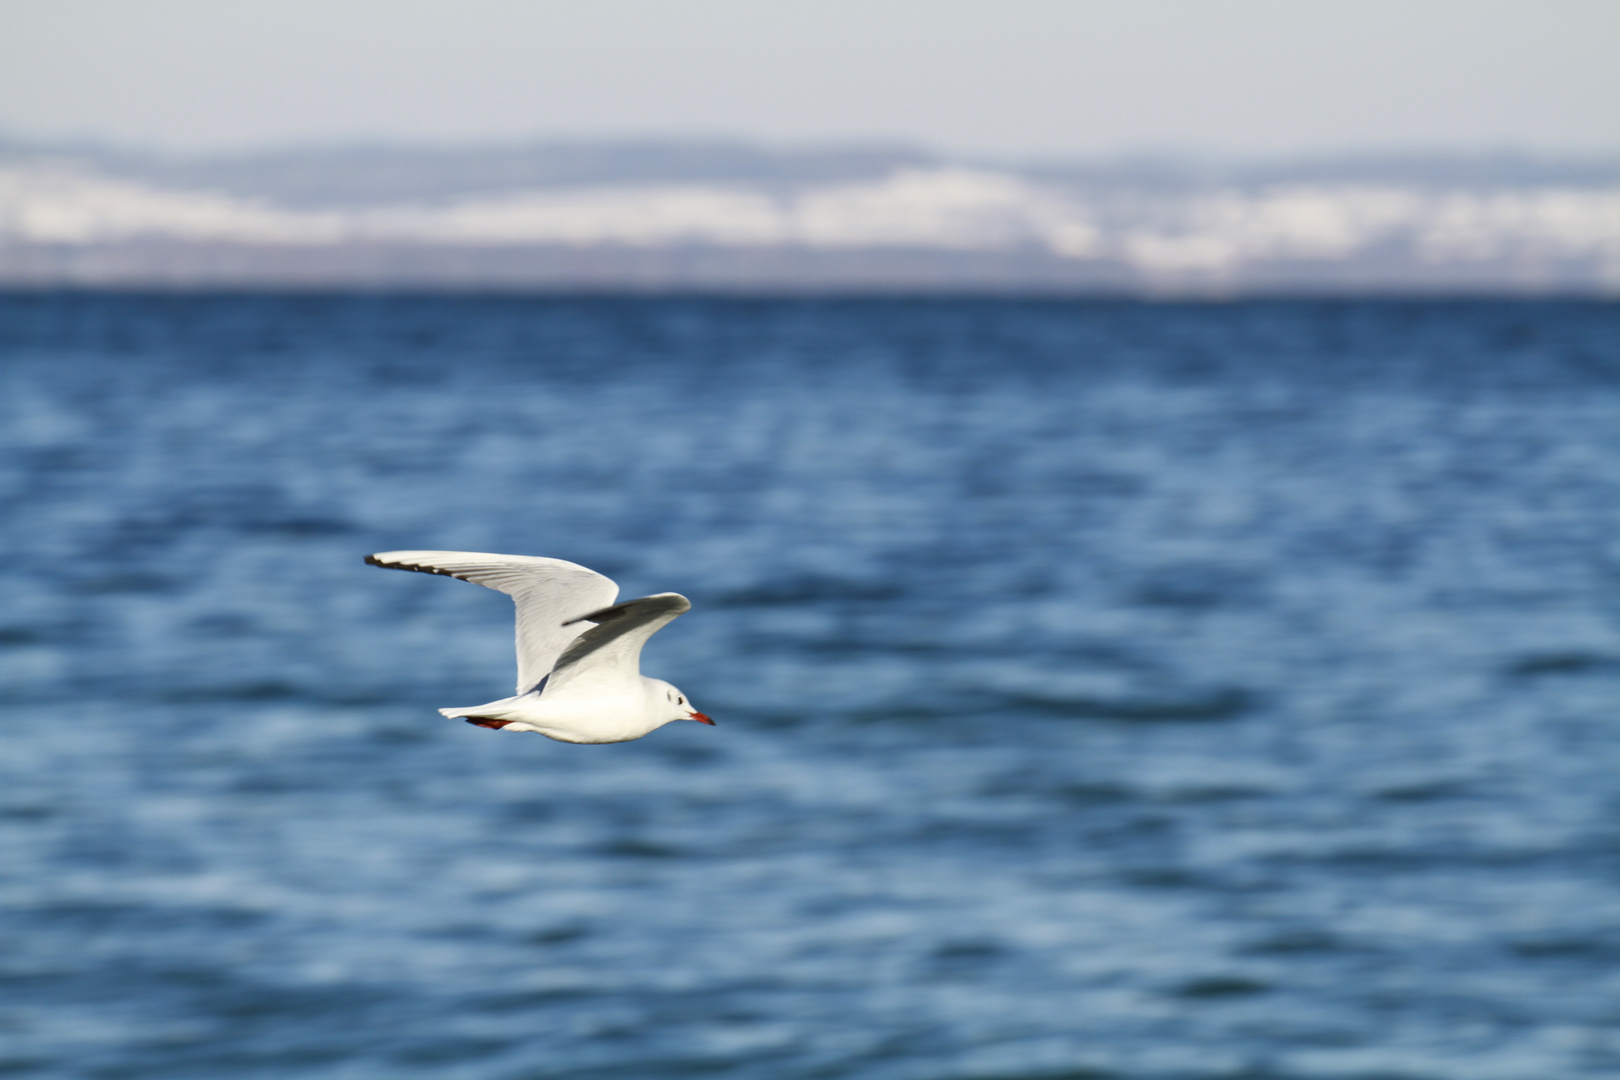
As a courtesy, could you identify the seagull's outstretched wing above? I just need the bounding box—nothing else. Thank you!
[547,593,691,695]
[366,550,619,694]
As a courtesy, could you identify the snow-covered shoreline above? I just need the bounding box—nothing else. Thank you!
[3,145,1616,293]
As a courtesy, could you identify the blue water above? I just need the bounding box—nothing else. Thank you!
[3,295,1620,1079]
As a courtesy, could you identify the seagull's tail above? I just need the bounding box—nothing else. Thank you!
[440,706,512,730]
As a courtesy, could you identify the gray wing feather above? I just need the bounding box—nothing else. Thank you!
[547,593,691,693]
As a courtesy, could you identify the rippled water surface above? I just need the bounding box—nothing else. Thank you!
[4,295,1620,1079]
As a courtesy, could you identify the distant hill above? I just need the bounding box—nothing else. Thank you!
[2,139,1616,294]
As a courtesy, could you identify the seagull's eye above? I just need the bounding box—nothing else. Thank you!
[677,696,685,705]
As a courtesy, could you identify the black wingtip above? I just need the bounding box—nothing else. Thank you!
[364,554,465,580]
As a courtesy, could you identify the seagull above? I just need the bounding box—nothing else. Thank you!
[365,550,713,743]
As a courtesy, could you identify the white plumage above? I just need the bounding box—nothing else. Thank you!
[367,550,712,743]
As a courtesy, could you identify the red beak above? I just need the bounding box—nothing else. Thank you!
[687,712,715,725]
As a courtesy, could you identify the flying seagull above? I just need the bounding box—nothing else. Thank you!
[366,550,712,743]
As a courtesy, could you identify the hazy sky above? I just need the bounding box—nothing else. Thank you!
[1,0,1615,158]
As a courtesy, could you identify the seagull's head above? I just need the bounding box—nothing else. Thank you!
[656,680,714,727]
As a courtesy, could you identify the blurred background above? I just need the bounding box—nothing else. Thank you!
[3,4,1620,1080]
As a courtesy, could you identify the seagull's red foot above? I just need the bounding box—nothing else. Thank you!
[464,716,512,730]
